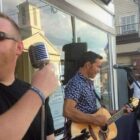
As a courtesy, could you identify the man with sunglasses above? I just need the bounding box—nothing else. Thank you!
[0,12,58,140]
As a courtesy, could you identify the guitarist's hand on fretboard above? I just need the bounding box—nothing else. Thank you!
[109,105,133,116]
[122,97,140,114]
[123,104,133,114]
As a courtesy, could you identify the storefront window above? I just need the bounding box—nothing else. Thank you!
[76,19,112,108]
[2,0,115,131]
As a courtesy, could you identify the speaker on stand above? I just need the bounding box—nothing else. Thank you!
[62,42,87,85]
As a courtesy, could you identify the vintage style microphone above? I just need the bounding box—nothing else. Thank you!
[29,42,49,140]
[29,42,49,68]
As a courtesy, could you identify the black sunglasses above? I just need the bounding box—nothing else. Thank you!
[0,31,18,41]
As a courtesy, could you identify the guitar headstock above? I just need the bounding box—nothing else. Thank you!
[129,97,139,109]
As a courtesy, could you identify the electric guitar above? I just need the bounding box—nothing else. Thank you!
[71,98,139,140]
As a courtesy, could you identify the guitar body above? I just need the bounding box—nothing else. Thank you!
[71,108,117,140]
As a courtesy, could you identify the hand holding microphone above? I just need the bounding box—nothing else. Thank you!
[28,42,58,99]
[31,63,58,98]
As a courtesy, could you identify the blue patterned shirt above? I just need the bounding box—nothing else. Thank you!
[64,72,97,114]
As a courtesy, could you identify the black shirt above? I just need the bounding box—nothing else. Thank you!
[0,79,54,140]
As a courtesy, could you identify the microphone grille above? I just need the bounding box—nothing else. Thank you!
[29,42,49,68]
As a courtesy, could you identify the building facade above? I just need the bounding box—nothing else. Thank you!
[114,0,140,106]
[115,0,140,66]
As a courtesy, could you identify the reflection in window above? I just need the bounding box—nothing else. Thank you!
[76,19,112,109]
[40,7,73,53]
[33,7,37,26]
[21,6,26,25]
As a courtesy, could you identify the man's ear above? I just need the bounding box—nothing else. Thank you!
[16,41,24,55]
[85,61,91,69]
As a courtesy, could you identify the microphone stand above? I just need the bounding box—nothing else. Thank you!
[41,104,45,140]
[39,64,46,140]
[39,65,46,140]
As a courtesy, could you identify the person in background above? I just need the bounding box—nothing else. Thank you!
[128,74,140,140]
[130,75,140,99]
[0,12,58,140]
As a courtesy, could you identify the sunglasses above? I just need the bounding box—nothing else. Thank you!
[0,31,18,41]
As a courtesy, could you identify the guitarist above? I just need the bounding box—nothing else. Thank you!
[63,51,133,140]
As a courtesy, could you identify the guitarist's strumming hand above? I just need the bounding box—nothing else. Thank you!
[91,114,108,127]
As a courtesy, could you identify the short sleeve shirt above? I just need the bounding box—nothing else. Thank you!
[64,72,97,114]
[0,79,54,140]
[131,81,140,99]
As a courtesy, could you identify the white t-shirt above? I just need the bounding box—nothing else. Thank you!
[130,81,140,99]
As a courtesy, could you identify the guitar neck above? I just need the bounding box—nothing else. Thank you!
[107,108,125,125]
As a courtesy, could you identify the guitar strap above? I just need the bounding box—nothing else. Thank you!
[63,118,72,140]
[88,125,97,140]
[93,89,106,108]
[93,89,101,102]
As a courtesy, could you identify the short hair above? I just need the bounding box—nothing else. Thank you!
[79,51,103,67]
[0,12,20,37]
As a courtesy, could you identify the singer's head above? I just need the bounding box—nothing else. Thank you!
[0,12,24,73]
[79,51,103,79]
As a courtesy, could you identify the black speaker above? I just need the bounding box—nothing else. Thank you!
[101,0,111,5]
[62,43,87,85]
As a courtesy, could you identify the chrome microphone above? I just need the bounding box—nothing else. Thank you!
[29,42,49,68]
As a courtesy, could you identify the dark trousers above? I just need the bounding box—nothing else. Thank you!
[114,112,139,140]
